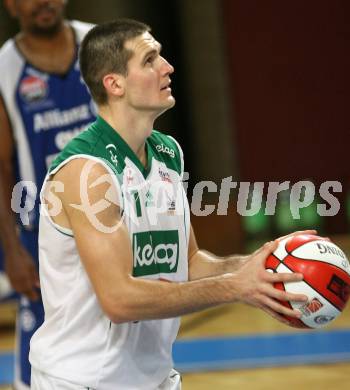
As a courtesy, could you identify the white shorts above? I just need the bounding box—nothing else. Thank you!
[31,368,181,390]
[158,369,182,390]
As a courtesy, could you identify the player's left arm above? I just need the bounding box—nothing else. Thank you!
[188,225,317,281]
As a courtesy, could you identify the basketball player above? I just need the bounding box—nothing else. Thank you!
[29,19,309,390]
[0,1,95,388]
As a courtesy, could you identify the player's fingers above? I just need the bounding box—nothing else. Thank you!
[276,230,317,242]
[253,241,278,263]
[262,296,302,318]
[267,286,308,303]
[266,271,304,284]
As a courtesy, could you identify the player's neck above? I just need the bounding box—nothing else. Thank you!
[99,106,155,167]
[18,22,70,52]
[15,23,75,74]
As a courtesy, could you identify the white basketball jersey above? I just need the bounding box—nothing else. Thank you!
[29,116,190,389]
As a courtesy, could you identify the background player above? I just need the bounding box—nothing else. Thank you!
[0,0,95,388]
[29,19,309,389]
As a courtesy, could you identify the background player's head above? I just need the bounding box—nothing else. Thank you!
[4,0,67,36]
[80,18,175,117]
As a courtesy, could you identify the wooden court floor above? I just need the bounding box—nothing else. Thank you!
[1,301,350,389]
[180,303,350,389]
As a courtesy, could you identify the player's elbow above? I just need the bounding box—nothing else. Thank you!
[100,294,138,324]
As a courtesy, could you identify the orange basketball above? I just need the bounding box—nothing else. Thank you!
[266,234,350,328]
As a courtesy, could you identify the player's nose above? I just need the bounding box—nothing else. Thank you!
[161,56,174,75]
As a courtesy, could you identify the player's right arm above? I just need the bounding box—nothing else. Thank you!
[50,159,307,324]
[0,96,39,300]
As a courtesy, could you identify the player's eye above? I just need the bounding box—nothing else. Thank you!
[145,54,156,65]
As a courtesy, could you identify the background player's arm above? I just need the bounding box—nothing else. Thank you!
[53,160,307,324]
[0,96,39,300]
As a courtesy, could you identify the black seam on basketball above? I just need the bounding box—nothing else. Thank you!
[277,260,343,312]
[271,253,283,262]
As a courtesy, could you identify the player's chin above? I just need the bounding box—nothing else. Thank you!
[158,97,176,111]
[167,96,176,108]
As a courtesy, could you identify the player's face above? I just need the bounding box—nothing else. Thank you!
[6,0,66,36]
[123,32,175,117]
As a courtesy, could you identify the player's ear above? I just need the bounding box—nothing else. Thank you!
[102,73,125,98]
[4,0,17,17]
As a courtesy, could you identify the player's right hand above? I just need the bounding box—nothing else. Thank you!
[231,241,308,325]
[4,245,40,301]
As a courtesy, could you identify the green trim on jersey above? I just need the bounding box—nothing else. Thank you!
[49,116,183,179]
[147,130,182,176]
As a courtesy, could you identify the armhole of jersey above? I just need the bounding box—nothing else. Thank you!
[167,135,184,178]
[40,154,124,237]
[167,136,189,249]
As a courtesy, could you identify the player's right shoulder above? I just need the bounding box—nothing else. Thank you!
[52,156,121,219]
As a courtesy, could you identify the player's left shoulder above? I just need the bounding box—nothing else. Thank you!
[148,130,184,176]
[69,20,95,43]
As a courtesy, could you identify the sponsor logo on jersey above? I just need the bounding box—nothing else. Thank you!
[168,199,176,211]
[33,104,91,132]
[133,230,179,276]
[125,167,134,185]
[145,190,155,207]
[20,309,36,332]
[156,143,175,158]
[300,297,323,317]
[106,144,118,166]
[158,167,172,183]
[19,75,48,104]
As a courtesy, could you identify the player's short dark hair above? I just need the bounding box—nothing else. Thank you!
[79,18,151,105]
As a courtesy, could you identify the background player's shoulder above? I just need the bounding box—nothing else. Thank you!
[0,38,22,71]
[49,121,97,172]
[0,39,24,92]
[70,20,96,43]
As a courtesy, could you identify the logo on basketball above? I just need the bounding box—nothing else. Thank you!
[300,298,324,317]
[328,274,350,303]
[314,315,335,325]
[317,243,346,259]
